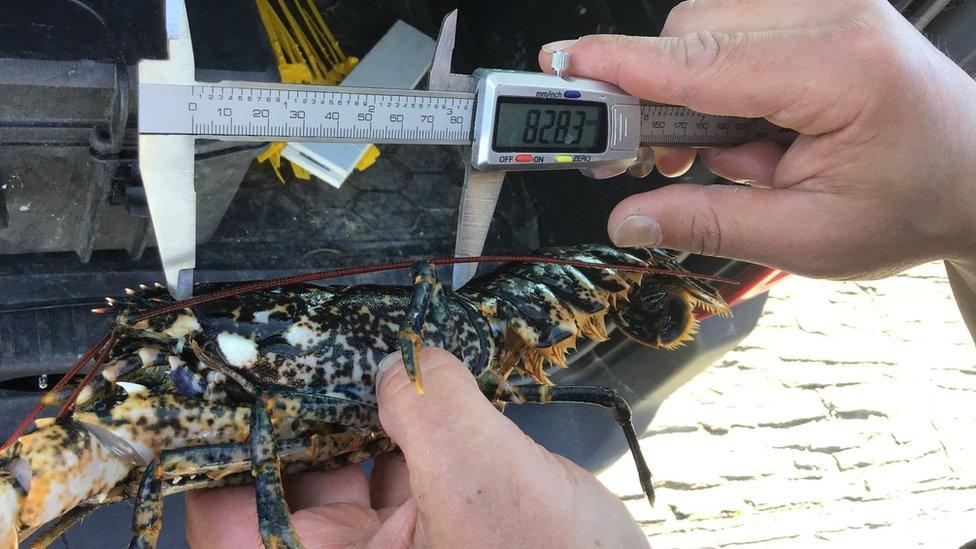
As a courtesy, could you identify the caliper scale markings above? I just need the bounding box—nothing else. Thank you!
[141,83,795,150]
[139,83,476,145]
[639,105,795,147]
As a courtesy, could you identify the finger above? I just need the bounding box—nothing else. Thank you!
[290,504,379,546]
[607,182,879,275]
[699,141,785,187]
[366,499,419,549]
[283,465,369,511]
[653,146,697,177]
[626,147,655,178]
[539,27,883,134]
[185,485,261,548]
[661,0,868,36]
[375,349,545,541]
[375,349,533,489]
[369,451,412,509]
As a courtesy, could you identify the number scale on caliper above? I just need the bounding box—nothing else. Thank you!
[639,105,793,146]
[139,83,794,151]
[139,83,476,145]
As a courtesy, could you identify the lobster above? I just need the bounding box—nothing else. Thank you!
[0,244,730,548]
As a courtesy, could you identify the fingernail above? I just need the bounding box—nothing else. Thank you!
[612,215,662,248]
[542,39,578,54]
[376,352,402,384]
[627,147,656,178]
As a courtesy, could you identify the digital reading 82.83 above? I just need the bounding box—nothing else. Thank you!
[492,97,607,153]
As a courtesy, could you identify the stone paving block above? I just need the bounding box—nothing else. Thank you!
[927,367,976,391]
[762,328,903,366]
[832,433,942,471]
[922,388,976,421]
[788,451,838,476]
[757,417,888,453]
[817,382,916,419]
[928,419,976,479]
[638,433,727,490]
[769,363,889,389]
[645,528,735,549]
[621,497,676,524]
[696,389,829,431]
[888,341,974,371]
[659,483,751,520]
[844,453,954,499]
[741,477,863,510]
[811,524,906,546]
[715,448,801,481]
[719,346,783,369]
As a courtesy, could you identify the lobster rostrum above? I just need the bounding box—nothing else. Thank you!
[0,244,730,548]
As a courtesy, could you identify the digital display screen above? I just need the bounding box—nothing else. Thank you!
[492,97,607,153]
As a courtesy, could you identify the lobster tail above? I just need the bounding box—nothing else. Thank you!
[611,277,699,349]
[611,248,731,349]
[459,244,729,383]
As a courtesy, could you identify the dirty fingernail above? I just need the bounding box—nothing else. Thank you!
[612,215,662,248]
[376,352,403,384]
[542,39,578,54]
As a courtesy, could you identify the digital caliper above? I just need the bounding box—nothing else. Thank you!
[138,4,796,298]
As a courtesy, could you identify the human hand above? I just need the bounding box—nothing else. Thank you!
[186,349,648,548]
[540,0,976,279]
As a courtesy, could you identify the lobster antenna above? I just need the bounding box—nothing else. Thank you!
[1,330,116,451]
[56,330,120,418]
[135,255,737,322]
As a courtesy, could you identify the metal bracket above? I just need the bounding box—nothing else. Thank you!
[137,0,197,299]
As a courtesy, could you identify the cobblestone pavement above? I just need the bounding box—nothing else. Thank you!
[598,262,976,548]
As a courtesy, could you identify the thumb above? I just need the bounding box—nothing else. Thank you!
[538,31,870,135]
[375,348,535,488]
[374,348,546,542]
[607,183,871,276]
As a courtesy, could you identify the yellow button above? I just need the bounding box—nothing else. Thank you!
[555,155,573,163]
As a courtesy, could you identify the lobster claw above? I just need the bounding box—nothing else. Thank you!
[398,330,426,395]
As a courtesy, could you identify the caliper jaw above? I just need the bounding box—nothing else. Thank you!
[137,0,197,299]
[429,10,505,290]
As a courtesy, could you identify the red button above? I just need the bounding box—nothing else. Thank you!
[515,154,534,163]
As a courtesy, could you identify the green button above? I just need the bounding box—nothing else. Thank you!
[555,155,573,163]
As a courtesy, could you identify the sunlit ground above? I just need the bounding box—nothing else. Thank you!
[598,261,976,548]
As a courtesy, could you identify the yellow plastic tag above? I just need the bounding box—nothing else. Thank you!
[255,0,379,181]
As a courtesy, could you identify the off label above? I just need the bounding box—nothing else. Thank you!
[498,154,544,163]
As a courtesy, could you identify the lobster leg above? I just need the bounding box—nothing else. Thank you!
[127,431,373,548]
[399,261,455,393]
[129,460,162,549]
[158,433,369,479]
[261,389,378,426]
[250,402,304,549]
[29,505,100,549]
[488,383,656,506]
